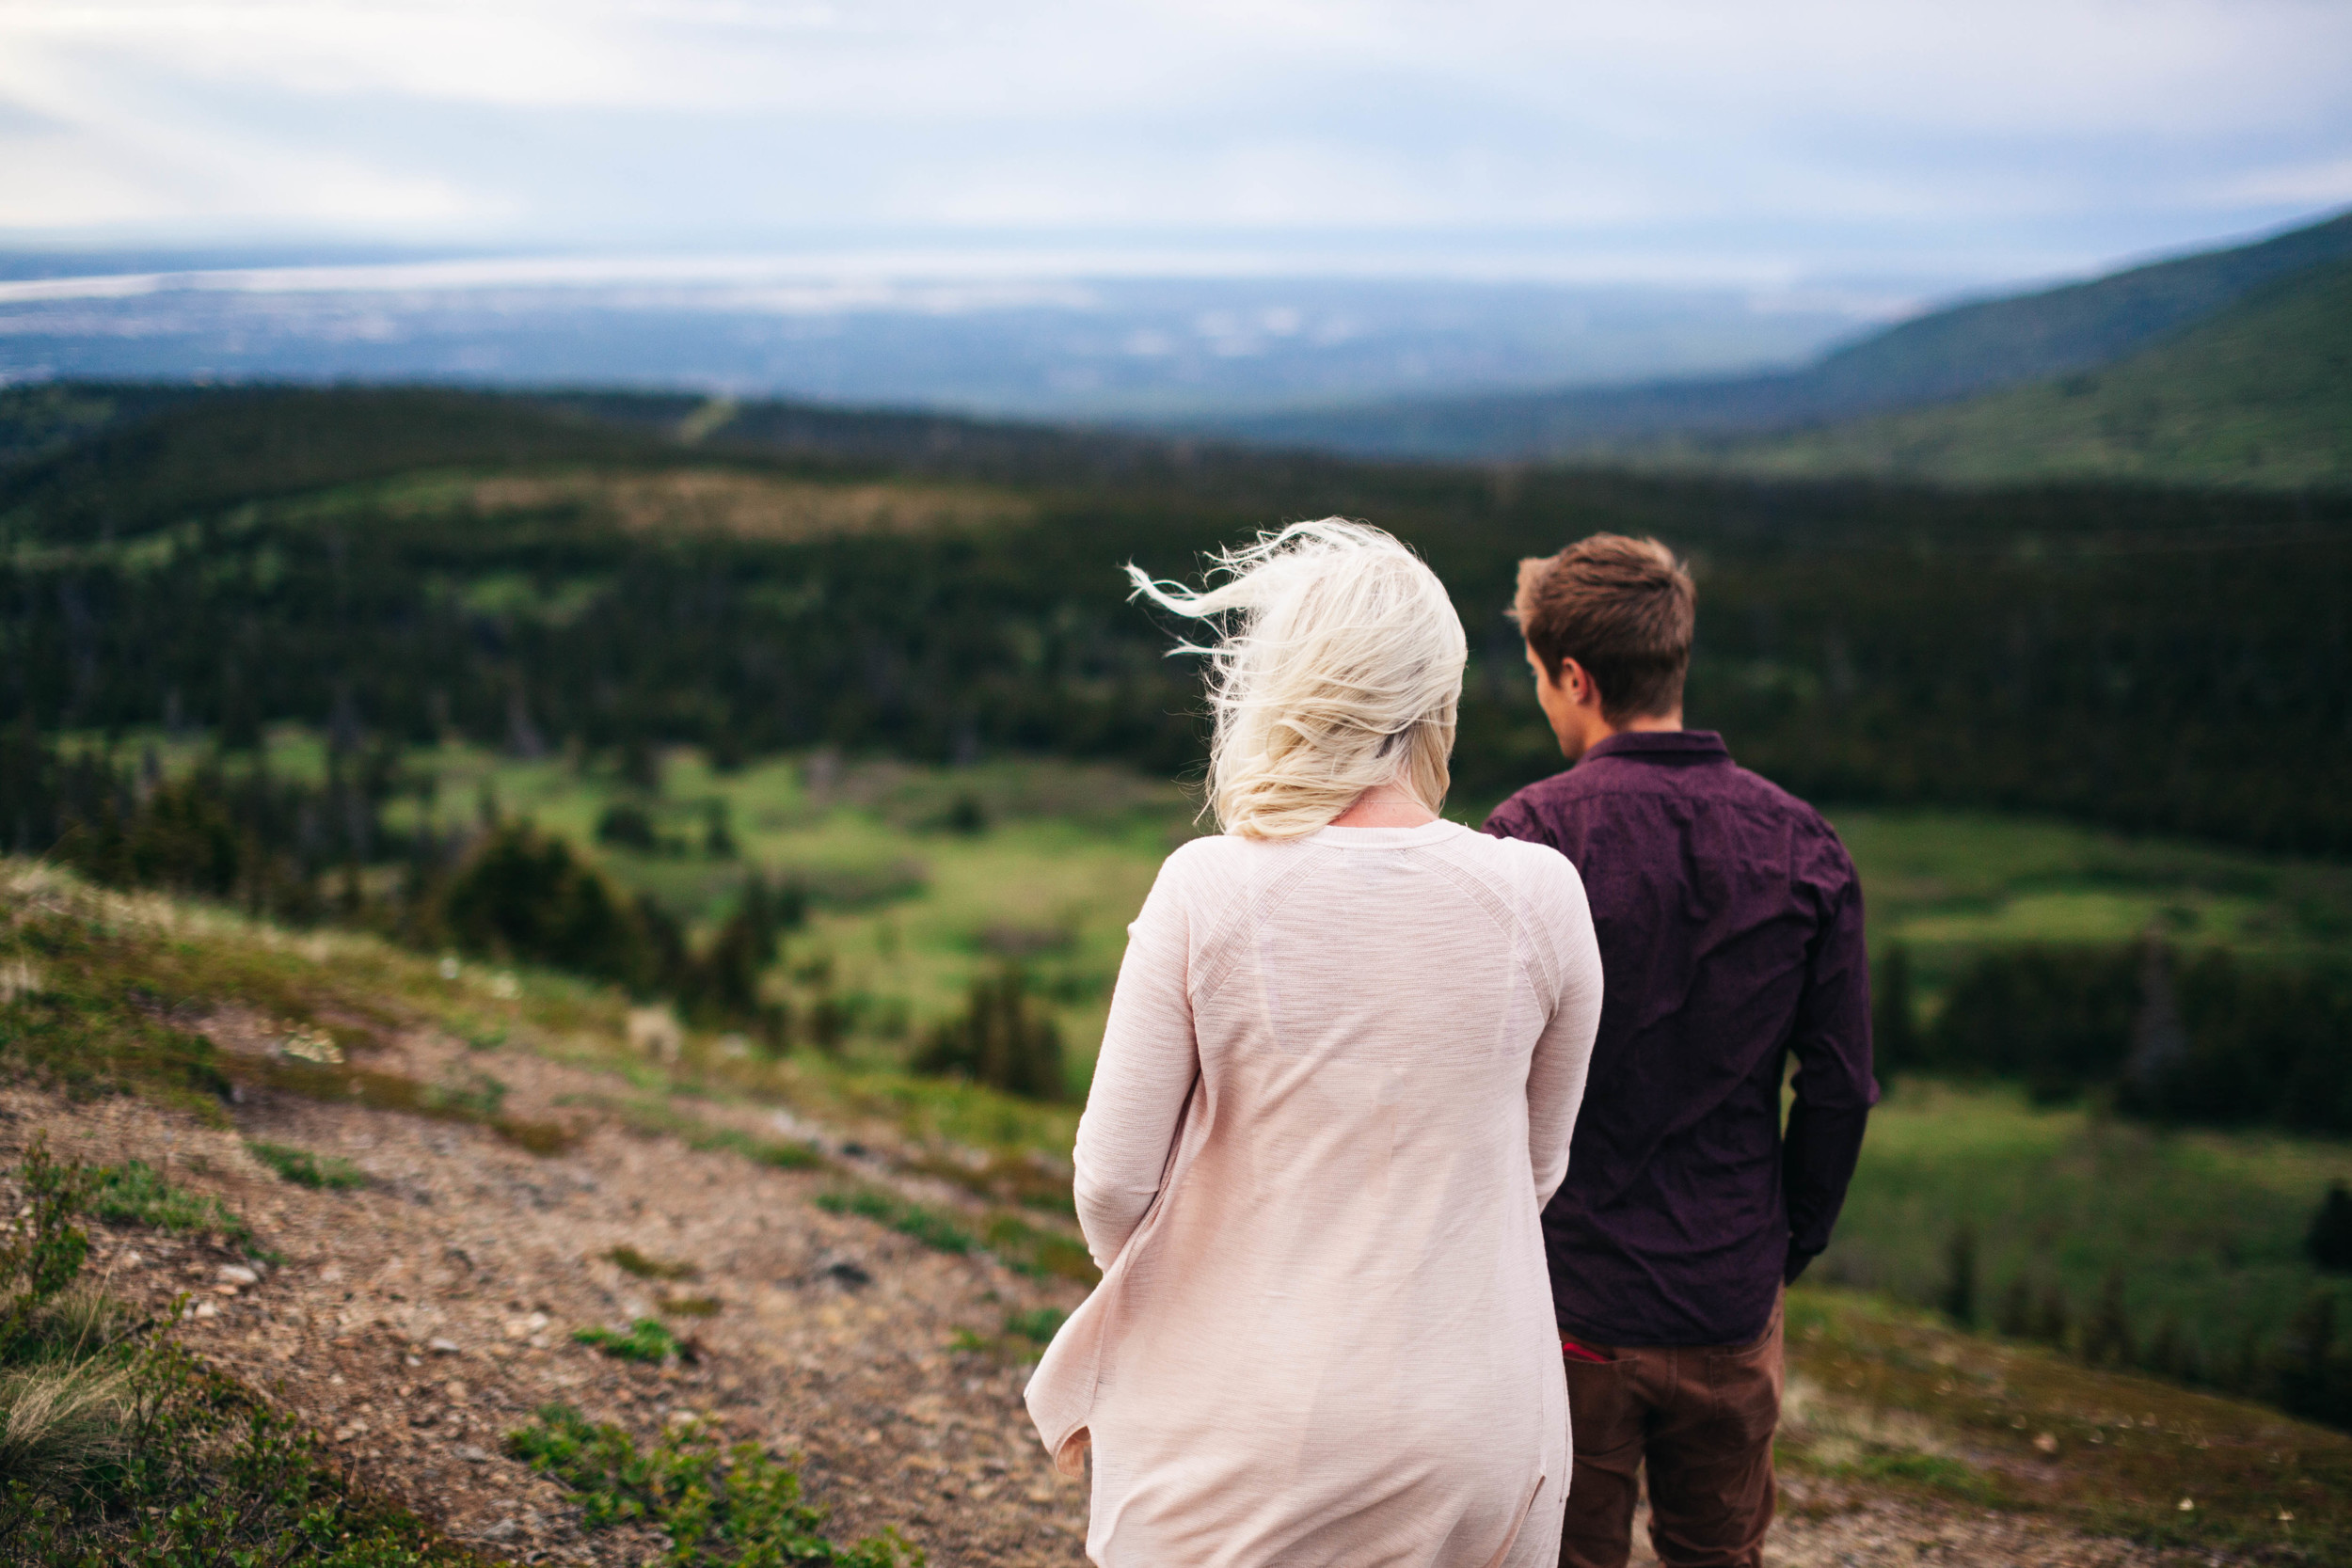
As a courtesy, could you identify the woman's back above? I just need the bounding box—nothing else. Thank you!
[1036,818,1600,1566]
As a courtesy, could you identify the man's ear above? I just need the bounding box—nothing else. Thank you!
[1556,656,1596,709]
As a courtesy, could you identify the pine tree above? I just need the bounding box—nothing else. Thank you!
[2079,1268,2136,1369]
[2308,1182,2352,1273]
[2034,1284,2073,1350]
[1995,1275,2034,1338]
[1939,1223,1978,1329]
[1872,944,1920,1079]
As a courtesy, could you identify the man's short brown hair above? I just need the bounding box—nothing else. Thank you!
[1511,534,1695,722]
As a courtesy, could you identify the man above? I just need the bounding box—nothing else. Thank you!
[1484,534,1876,1568]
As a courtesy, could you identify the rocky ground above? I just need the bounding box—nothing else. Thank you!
[12,1018,2211,1567]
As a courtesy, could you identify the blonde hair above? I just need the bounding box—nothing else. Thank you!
[1126,519,1466,840]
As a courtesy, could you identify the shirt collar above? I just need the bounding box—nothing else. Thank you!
[1580,729,1731,767]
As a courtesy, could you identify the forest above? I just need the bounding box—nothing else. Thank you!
[3,382,2348,855]
[8,380,2352,1450]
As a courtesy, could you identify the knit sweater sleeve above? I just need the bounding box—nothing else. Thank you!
[1070,847,1203,1271]
[1524,853,1603,1209]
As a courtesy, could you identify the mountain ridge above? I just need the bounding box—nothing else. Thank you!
[1672,258,2352,490]
[1208,209,2352,461]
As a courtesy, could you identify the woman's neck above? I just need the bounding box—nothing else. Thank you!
[1328,784,1439,829]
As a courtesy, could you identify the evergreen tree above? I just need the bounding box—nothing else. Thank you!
[1873,944,1920,1079]
[2034,1284,2072,1350]
[1994,1275,2034,1339]
[1939,1223,1978,1329]
[915,964,1066,1101]
[2308,1182,2352,1273]
[2079,1268,2136,1369]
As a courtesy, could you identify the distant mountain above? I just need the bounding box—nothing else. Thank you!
[1669,259,2352,490]
[1215,210,2352,461]
[0,268,1871,422]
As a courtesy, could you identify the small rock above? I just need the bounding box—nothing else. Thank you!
[456,1444,492,1464]
[478,1519,519,1542]
[192,1301,218,1320]
[428,1338,462,1355]
[217,1265,260,1287]
[815,1253,872,1289]
[2032,1432,2059,1456]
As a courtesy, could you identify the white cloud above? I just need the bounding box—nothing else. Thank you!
[0,0,2343,278]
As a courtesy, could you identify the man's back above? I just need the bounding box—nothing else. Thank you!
[1486,729,1876,1348]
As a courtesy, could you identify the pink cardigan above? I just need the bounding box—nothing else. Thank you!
[1027,819,1603,1567]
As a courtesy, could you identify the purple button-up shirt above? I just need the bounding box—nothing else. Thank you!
[1485,730,1877,1347]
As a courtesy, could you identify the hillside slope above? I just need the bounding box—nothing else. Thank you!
[9,858,2344,1565]
[1212,210,2352,460]
[1666,260,2352,488]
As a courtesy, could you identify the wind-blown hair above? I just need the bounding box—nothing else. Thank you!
[1126,519,1467,840]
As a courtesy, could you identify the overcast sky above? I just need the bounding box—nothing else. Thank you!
[3,0,2348,288]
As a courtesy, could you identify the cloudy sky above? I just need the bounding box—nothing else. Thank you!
[3,0,2349,288]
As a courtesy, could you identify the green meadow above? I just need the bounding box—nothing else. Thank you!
[1816,1079,2352,1366]
[79,726,2352,1374]
[98,725,2352,1067]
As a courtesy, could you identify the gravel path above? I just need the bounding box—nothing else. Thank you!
[10,1043,2208,1567]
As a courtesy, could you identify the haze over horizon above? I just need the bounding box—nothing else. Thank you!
[3,2,2347,416]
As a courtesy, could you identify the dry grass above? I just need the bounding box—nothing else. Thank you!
[0,1356,134,1490]
[457,468,1033,541]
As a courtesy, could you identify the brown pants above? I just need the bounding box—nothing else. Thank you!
[1557,1298,1783,1568]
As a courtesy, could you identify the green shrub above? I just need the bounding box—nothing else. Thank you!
[1003,1307,1067,1345]
[81,1161,254,1250]
[0,1136,89,1359]
[573,1317,680,1364]
[815,1190,974,1256]
[245,1140,369,1191]
[506,1402,920,1566]
[913,966,1064,1101]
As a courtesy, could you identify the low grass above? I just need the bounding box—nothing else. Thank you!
[816,1188,977,1257]
[1825,805,2352,1008]
[606,1245,699,1282]
[82,1161,258,1252]
[1818,1078,2352,1387]
[1782,1287,2352,1559]
[244,1139,369,1191]
[504,1402,919,1566]
[1,1143,491,1566]
[571,1317,683,1365]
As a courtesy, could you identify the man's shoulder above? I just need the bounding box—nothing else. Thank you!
[1485,751,1849,855]
[1483,768,1585,846]
[1717,760,1831,827]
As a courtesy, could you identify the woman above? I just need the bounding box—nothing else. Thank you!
[1026,520,1604,1567]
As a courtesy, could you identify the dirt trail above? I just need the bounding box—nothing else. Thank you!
[14,1049,2202,1567]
